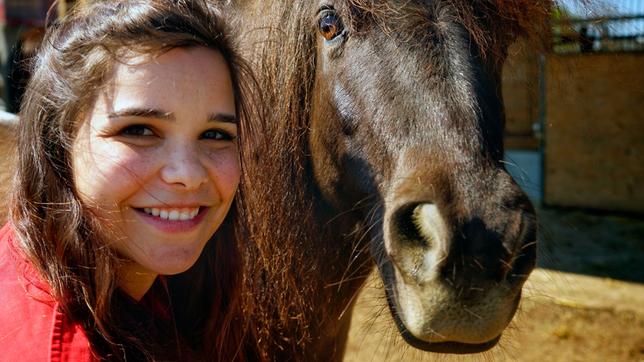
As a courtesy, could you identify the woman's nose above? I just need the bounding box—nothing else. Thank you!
[160,146,208,190]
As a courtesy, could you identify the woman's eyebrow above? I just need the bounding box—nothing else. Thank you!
[108,107,175,120]
[208,113,237,124]
[108,108,237,124]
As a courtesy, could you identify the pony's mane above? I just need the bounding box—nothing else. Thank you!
[345,0,558,58]
[453,0,558,57]
[237,1,320,357]
[237,0,561,357]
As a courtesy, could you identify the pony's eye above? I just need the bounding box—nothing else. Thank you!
[318,12,344,41]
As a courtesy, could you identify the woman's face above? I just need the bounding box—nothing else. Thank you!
[72,47,239,287]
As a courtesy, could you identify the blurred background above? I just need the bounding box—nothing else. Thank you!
[0,0,640,361]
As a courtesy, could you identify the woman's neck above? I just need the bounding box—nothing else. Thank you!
[118,262,158,301]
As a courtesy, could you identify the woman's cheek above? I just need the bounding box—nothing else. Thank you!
[205,147,240,197]
[76,140,158,203]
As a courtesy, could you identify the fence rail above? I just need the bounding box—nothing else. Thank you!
[552,14,644,53]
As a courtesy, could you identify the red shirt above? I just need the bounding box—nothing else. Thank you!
[0,224,95,361]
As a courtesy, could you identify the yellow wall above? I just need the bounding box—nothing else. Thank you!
[544,53,644,212]
[503,43,541,150]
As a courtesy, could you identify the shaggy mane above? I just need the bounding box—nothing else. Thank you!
[344,0,558,58]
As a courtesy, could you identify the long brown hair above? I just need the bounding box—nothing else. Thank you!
[11,1,259,360]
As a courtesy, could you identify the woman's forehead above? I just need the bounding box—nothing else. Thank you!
[90,47,235,121]
[111,47,226,81]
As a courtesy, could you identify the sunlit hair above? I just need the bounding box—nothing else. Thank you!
[10,0,259,360]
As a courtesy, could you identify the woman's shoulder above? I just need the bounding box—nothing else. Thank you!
[0,223,53,303]
[0,223,95,361]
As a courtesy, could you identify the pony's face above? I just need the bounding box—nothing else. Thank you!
[310,0,536,352]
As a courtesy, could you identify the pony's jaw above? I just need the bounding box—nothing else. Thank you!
[390,266,520,345]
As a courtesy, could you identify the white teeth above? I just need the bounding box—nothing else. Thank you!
[142,207,200,221]
[168,210,179,220]
[179,211,191,221]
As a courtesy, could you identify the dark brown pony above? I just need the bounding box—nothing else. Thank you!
[231,0,556,360]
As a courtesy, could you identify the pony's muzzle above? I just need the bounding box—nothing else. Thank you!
[386,203,450,285]
[383,200,536,346]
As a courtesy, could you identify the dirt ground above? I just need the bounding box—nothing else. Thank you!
[344,207,644,362]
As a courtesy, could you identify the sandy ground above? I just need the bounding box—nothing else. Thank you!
[344,208,644,362]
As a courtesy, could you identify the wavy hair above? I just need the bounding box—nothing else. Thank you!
[10,1,259,360]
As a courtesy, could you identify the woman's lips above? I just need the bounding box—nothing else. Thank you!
[133,206,209,233]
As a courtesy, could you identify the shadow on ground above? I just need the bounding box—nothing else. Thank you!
[537,207,644,283]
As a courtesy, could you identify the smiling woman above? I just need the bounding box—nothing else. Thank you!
[0,1,258,361]
[72,47,240,300]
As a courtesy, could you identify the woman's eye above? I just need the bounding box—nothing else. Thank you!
[318,11,344,41]
[120,125,154,137]
[202,129,236,141]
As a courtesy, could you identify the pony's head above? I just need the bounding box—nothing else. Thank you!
[308,0,550,352]
[233,0,555,356]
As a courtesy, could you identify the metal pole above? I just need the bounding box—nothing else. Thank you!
[537,53,547,205]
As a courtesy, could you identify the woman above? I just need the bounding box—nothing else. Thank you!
[0,1,257,360]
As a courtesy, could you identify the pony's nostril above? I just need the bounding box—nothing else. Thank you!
[388,202,449,284]
[392,203,447,250]
[507,213,538,283]
[388,202,536,286]
[412,204,448,248]
[393,203,425,248]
